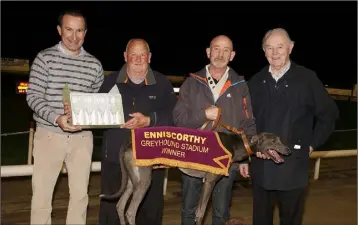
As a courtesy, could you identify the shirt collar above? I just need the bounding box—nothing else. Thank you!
[269,61,291,81]
[116,63,156,85]
[205,64,230,81]
[57,42,86,57]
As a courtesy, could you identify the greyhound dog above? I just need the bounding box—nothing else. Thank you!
[100,132,291,225]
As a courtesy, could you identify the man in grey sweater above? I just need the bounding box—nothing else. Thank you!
[26,9,104,225]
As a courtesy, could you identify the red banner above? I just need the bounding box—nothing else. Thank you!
[131,126,232,176]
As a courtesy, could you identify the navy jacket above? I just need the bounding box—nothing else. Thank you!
[248,62,339,190]
[99,64,177,163]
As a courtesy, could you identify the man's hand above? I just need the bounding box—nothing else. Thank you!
[63,102,73,124]
[309,146,314,155]
[238,163,250,178]
[256,152,270,160]
[120,112,150,129]
[64,102,71,115]
[153,165,170,169]
[205,106,219,121]
[56,114,82,132]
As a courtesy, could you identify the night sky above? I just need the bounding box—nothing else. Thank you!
[2,1,357,88]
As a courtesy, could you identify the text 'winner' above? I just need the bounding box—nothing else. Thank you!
[131,126,232,176]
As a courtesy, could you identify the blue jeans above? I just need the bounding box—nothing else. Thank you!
[181,166,237,225]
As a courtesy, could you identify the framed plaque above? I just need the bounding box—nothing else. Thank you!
[63,84,125,128]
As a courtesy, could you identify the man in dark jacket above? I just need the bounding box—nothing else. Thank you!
[247,28,339,225]
[98,39,177,225]
[173,35,257,225]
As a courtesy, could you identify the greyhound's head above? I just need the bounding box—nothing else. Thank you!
[250,132,291,163]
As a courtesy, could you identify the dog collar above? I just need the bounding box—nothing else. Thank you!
[218,123,254,156]
[199,108,254,156]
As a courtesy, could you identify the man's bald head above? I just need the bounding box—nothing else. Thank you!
[206,35,235,70]
[125,38,150,52]
[210,35,234,51]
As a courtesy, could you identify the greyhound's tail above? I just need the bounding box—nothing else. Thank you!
[99,141,129,200]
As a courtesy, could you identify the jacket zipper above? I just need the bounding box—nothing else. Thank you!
[132,97,136,111]
[105,140,108,158]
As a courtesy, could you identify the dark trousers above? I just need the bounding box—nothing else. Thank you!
[252,184,307,225]
[181,166,237,225]
[99,159,165,225]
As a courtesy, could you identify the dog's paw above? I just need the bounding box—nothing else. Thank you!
[225,217,246,225]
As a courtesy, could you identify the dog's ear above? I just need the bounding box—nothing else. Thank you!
[250,135,260,144]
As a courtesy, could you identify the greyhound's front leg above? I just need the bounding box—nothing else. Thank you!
[116,179,133,225]
[126,167,152,225]
[195,173,220,225]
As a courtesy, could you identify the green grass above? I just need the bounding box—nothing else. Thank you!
[1,95,357,165]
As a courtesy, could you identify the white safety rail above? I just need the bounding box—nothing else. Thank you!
[1,149,357,195]
[1,86,357,196]
[309,149,357,180]
[1,151,357,196]
[2,150,356,179]
[1,162,101,178]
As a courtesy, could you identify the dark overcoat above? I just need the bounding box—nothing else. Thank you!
[248,62,339,190]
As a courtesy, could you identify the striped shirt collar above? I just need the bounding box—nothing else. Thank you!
[269,61,291,81]
[57,42,86,57]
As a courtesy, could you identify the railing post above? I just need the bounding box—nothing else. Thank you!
[313,157,321,180]
[27,121,35,165]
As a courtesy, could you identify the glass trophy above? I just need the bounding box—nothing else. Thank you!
[64,91,124,128]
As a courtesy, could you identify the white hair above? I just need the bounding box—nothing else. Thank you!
[125,38,150,52]
[262,28,294,48]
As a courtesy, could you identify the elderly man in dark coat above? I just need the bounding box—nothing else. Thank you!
[247,28,339,225]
